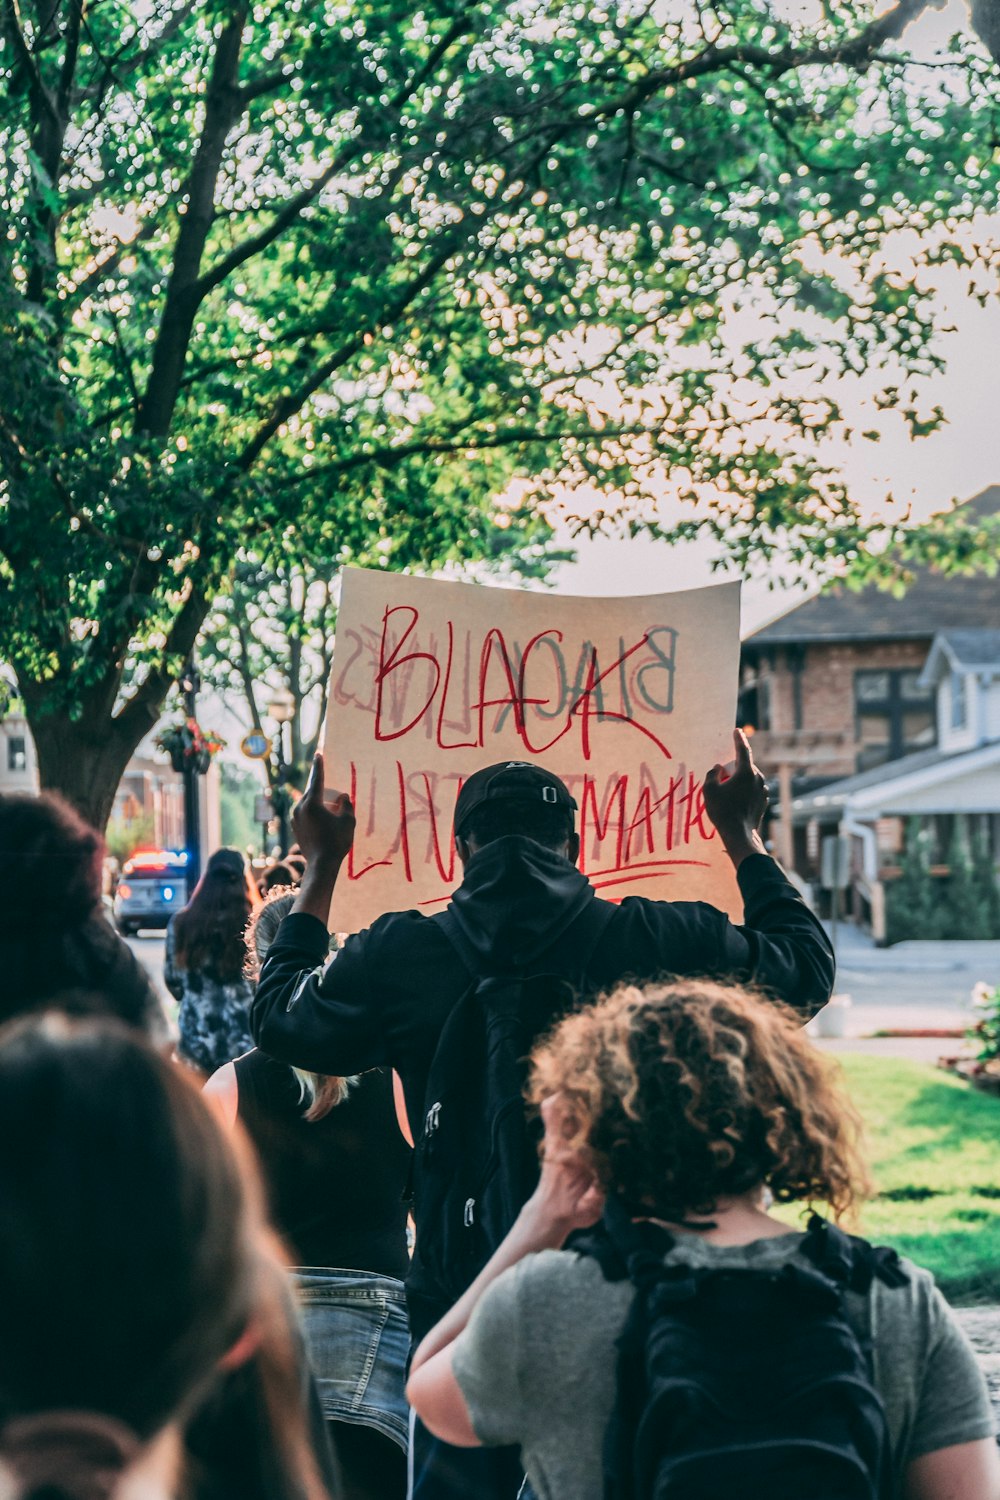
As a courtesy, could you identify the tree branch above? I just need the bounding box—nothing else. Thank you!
[108,308,141,415]
[138,0,463,430]
[969,0,1000,67]
[137,3,249,436]
[724,62,864,177]
[620,0,935,103]
[67,195,166,307]
[57,0,84,115]
[75,0,198,105]
[235,235,461,472]
[263,421,657,492]
[194,11,477,301]
[239,65,291,103]
[1,0,51,108]
[0,411,147,562]
[114,568,218,735]
[193,154,347,299]
[494,0,934,162]
[234,617,266,731]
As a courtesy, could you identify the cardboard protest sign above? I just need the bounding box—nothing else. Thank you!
[323,568,742,930]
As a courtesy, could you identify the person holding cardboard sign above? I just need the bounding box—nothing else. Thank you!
[251,729,834,1500]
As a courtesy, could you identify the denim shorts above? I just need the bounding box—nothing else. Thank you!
[293,1269,410,1450]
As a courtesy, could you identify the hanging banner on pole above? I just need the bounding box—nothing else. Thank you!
[323,568,742,931]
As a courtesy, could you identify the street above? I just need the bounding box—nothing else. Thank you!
[821,923,997,1030]
[126,930,169,1008]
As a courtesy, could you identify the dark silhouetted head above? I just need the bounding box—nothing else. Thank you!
[0,794,161,1036]
[454,762,579,865]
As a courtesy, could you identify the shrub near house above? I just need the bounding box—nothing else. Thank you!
[885,818,1000,943]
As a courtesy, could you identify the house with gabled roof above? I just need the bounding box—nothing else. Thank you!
[737,487,1000,936]
[791,631,1000,938]
[920,630,1000,751]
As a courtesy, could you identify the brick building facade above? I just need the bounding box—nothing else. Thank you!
[738,485,1000,879]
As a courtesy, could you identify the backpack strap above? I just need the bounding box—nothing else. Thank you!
[570,1195,679,1287]
[801,1213,909,1293]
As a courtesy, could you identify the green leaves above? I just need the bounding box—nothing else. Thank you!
[1,0,999,811]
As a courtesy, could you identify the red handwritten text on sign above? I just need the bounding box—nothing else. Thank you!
[324,571,742,929]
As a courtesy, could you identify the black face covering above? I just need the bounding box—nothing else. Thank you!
[450,834,595,970]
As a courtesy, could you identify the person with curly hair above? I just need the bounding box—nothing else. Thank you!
[165,848,261,1072]
[407,980,999,1500]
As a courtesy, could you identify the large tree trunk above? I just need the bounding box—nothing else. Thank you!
[28,712,149,836]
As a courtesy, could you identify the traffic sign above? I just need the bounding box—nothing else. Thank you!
[241,731,272,759]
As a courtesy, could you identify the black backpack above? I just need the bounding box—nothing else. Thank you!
[573,1200,908,1500]
[405,902,615,1333]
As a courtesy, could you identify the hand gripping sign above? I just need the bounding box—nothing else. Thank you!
[323,568,743,931]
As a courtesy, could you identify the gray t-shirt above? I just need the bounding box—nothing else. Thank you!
[452,1230,995,1500]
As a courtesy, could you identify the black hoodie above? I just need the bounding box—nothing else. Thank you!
[252,839,833,1150]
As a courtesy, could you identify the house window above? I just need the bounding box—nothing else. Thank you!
[951,671,967,730]
[737,676,770,733]
[899,670,930,703]
[854,669,936,772]
[757,677,771,732]
[785,644,806,732]
[7,736,26,773]
[856,670,891,705]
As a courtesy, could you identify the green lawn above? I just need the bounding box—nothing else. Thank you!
[776,1054,1000,1304]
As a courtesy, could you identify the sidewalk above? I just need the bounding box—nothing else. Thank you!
[808,920,999,1058]
[811,1033,972,1062]
[826,920,1000,978]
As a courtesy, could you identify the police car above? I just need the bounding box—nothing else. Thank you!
[113,849,188,935]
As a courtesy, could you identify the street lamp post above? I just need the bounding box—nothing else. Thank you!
[266,687,296,857]
[181,656,202,899]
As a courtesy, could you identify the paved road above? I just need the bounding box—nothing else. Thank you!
[831,938,993,1011]
[125,932,171,1025]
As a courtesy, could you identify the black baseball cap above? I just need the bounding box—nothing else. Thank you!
[454,762,577,836]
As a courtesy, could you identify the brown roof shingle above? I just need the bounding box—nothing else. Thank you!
[745,486,1000,647]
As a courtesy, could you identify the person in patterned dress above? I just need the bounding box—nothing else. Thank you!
[166,848,260,1072]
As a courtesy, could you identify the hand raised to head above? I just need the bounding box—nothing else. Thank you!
[529,1093,605,1237]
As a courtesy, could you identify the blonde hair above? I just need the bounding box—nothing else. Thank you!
[244,890,352,1123]
[529,979,871,1224]
[290,1068,354,1121]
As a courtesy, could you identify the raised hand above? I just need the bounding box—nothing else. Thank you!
[702,728,769,867]
[292,752,356,868]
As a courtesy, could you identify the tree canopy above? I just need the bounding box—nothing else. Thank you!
[1,0,999,826]
[199,517,570,804]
